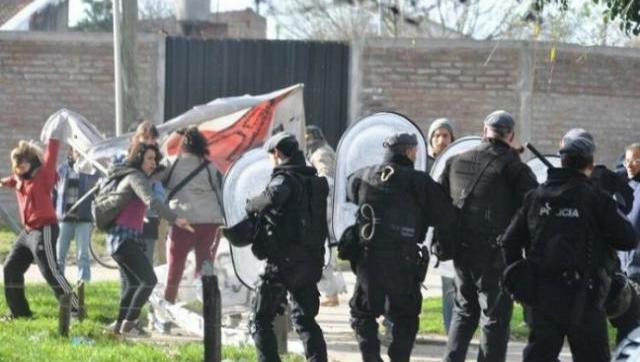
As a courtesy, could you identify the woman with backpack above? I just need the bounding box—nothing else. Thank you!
[106,142,192,336]
[160,127,224,303]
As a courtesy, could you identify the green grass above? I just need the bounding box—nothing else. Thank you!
[419,297,526,338]
[419,297,618,345]
[0,227,15,262]
[0,281,303,362]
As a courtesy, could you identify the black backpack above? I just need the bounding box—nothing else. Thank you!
[528,181,599,282]
[282,171,329,251]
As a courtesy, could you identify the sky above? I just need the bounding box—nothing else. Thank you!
[68,0,280,37]
[65,0,634,45]
[68,0,258,24]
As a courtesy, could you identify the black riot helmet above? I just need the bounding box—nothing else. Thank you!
[221,217,255,247]
[606,272,634,319]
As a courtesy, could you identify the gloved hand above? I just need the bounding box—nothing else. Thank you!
[40,112,68,142]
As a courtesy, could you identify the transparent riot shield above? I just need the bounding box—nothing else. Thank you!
[331,112,428,242]
[223,148,273,289]
[426,136,482,278]
[429,136,482,182]
[526,155,561,184]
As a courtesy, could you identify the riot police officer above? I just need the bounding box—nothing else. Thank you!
[246,132,329,362]
[346,132,455,362]
[501,135,637,361]
[560,128,640,343]
[441,110,538,362]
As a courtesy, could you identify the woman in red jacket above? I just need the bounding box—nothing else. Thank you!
[1,137,79,320]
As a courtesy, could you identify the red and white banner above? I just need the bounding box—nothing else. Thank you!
[76,84,305,173]
[163,84,305,172]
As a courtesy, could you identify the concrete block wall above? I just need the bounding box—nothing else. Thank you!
[351,38,640,167]
[0,31,165,221]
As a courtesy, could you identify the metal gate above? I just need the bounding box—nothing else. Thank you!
[164,37,350,147]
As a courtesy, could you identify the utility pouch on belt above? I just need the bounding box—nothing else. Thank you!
[416,245,430,283]
[337,224,360,264]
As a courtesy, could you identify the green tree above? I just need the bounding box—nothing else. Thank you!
[74,0,113,32]
[535,0,640,35]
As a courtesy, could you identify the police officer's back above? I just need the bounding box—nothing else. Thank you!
[245,132,328,362]
[440,111,538,362]
[346,132,454,362]
[501,136,637,362]
[560,128,639,343]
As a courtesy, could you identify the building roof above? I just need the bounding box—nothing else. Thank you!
[210,8,266,25]
[138,8,267,38]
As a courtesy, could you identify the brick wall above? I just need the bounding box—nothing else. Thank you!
[352,38,640,167]
[0,31,165,223]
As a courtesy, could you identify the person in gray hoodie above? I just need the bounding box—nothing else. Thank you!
[160,127,225,303]
[427,118,455,172]
[427,118,456,333]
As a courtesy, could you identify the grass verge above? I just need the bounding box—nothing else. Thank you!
[419,296,618,346]
[419,297,527,339]
[0,281,302,362]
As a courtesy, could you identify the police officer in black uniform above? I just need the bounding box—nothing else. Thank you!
[441,110,538,362]
[246,132,328,362]
[346,132,455,362]
[560,128,640,343]
[501,136,637,362]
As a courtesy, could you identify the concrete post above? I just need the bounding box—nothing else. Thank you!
[113,0,139,135]
[202,261,221,362]
[348,39,363,125]
[58,293,71,337]
[518,42,535,148]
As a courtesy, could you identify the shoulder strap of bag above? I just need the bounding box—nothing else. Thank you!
[204,164,226,220]
[458,153,503,208]
[163,158,180,187]
[166,160,209,201]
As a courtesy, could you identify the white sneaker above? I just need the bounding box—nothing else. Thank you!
[120,320,150,337]
[106,320,122,334]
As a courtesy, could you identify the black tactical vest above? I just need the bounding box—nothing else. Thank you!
[448,143,518,239]
[271,170,328,250]
[354,163,425,248]
[526,180,602,278]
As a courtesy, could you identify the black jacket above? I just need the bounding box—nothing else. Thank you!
[590,164,634,214]
[502,167,637,267]
[246,151,314,215]
[440,138,538,241]
[347,153,456,241]
[246,150,325,252]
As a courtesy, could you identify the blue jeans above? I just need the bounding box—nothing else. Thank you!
[442,276,455,333]
[57,221,93,282]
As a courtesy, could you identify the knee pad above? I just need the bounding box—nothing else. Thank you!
[350,317,378,336]
[252,281,287,317]
[249,314,272,335]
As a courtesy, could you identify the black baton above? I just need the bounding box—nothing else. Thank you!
[525,142,554,169]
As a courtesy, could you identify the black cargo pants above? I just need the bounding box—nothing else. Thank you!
[250,266,327,362]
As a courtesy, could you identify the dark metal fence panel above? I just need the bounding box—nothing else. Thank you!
[165,37,350,147]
